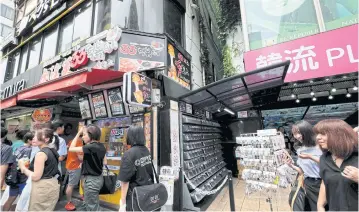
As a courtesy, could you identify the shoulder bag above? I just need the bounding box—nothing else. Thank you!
[132,162,168,212]
[288,174,306,212]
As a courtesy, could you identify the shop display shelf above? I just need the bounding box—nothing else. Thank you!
[182,115,221,127]
[184,153,223,179]
[187,161,227,190]
[190,168,228,203]
[182,124,222,133]
[183,133,222,142]
[183,147,222,162]
[183,139,221,151]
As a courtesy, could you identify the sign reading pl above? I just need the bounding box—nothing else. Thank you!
[244,25,358,83]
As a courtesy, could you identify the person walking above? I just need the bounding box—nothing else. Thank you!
[1,127,14,190]
[64,137,83,211]
[69,124,106,211]
[286,120,322,211]
[18,128,61,211]
[314,119,358,211]
[118,126,155,211]
[3,131,33,211]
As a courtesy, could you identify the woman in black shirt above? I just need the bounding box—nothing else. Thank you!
[19,128,60,211]
[118,126,154,211]
[69,124,107,211]
[314,119,358,211]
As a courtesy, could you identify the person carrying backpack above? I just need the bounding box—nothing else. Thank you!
[3,131,33,211]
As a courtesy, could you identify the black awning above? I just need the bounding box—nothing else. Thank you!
[178,61,290,117]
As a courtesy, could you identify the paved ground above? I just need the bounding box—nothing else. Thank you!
[206,178,291,211]
[55,193,113,211]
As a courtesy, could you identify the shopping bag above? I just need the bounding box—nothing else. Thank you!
[1,186,10,206]
[288,174,305,212]
[100,166,117,195]
[15,175,32,212]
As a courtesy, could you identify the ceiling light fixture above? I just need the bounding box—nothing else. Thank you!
[223,108,235,116]
[312,97,317,101]
[295,99,300,103]
[310,88,315,96]
[328,95,333,100]
[291,93,296,98]
[353,82,358,91]
[346,89,352,98]
[331,84,337,92]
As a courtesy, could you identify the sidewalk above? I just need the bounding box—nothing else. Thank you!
[206,178,291,211]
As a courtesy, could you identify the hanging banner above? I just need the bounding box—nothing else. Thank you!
[124,72,152,107]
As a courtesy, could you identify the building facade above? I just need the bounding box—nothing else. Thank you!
[0,0,223,89]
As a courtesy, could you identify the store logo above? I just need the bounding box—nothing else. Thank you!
[150,195,160,204]
[1,79,26,99]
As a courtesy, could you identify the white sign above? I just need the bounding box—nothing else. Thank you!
[170,109,180,171]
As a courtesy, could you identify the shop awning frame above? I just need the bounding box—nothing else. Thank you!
[178,61,290,116]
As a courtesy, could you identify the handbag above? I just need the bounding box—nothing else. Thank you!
[132,162,168,211]
[100,165,117,195]
[288,174,306,212]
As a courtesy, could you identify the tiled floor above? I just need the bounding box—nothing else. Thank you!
[206,178,291,212]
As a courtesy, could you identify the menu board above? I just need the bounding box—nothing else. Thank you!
[79,96,92,119]
[129,105,145,114]
[107,87,125,116]
[126,72,152,107]
[132,114,144,127]
[167,42,191,89]
[91,92,108,118]
[107,128,126,159]
[144,112,151,151]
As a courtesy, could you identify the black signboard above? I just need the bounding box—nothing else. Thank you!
[79,96,92,119]
[118,33,166,72]
[107,87,125,116]
[167,41,191,89]
[91,92,108,118]
[132,114,144,126]
[126,72,152,107]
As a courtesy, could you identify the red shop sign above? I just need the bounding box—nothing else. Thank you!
[244,24,359,83]
[32,108,52,123]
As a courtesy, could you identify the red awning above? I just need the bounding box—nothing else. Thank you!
[17,68,125,100]
[0,96,17,110]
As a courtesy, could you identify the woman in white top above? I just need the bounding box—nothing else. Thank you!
[286,120,322,211]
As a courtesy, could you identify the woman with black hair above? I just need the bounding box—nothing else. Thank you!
[118,126,154,211]
[69,124,106,211]
[286,120,322,211]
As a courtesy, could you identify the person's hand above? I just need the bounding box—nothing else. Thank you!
[299,153,312,160]
[77,127,84,136]
[342,166,359,183]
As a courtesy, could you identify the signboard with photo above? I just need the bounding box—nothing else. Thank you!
[79,96,92,119]
[129,105,145,114]
[91,92,108,118]
[167,42,191,89]
[107,87,125,116]
[126,72,152,107]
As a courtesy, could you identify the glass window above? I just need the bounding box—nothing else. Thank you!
[25,0,37,15]
[19,45,29,74]
[58,15,74,53]
[27,37,42,69]
[72,2,92,42]
[244,0,319,50]
[11,51,21,78]
[164,0,184,45]
[41,26,58,61]
[1,4,14,20]
[16,4,25,23]
[0,24,12,37]
[320,0,358,31]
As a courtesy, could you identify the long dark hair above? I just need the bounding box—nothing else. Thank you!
[292,120,316,147]
[37,128,58,148]
[1,127,12,146]
[51,120,64,150]
[127,126,145,146]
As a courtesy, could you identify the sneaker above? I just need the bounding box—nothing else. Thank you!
[80,195,84,201]
[65,202,76,211]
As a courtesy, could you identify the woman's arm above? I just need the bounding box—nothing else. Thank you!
[120,181,129,208]
[103,156,107,166]
[19,152,47,182]
[69,131,84,153]
[299,153,320,163]
[317,181,327,212]
[288,163,304,175]
[0,164,9,188]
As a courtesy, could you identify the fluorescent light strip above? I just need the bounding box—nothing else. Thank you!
[223,108,235,115]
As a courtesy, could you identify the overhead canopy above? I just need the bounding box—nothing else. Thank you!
[179,61,290,117]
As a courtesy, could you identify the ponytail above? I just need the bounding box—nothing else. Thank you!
[53,134,60,150]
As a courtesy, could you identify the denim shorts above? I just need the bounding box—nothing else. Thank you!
[9,183,26,196]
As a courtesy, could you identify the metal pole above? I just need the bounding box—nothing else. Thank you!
[228,170,235,212]
[179,167,183,211]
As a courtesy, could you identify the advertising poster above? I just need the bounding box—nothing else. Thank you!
[129,105,145,114]
[108,87,125,116]
[167,43,191,89]
[126,72,152,107]
[107,128,126,159]
[91,92,108,118]
[144,112,152,151]
[244,0,319,50]
[118,34,165,72]
[79,96,92,119]
[132,114,144,127]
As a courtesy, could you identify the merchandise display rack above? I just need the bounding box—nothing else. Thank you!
[181,114,227,204]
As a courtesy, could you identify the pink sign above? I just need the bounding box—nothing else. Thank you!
[244,25,359,83]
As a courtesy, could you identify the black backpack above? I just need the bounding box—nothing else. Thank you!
[5,147,31,186]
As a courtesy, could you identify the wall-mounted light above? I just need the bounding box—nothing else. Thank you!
[346,89,352,98]
[223,108,235,115]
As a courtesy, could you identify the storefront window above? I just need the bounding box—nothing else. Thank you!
[27,37,42,69]
[320,0,358,31]
[24,0,37,16]
[93,0,145,35]
[19,45,29,74]
[58,15,74,53]
[164,0,184,45]
[41,25,58,62]
[244,0,320,50]
[72,2,92,43]
[11,51,20,78]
